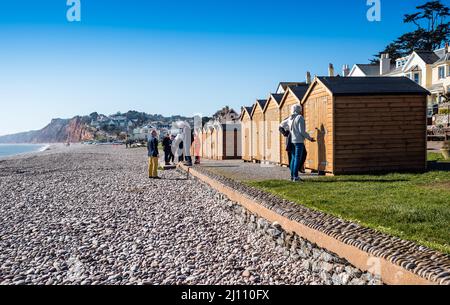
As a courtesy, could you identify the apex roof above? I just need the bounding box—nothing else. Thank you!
[316,76,430,96]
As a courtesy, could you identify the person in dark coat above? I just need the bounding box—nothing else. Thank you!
[147,130,160,179]
[162,133,173,165]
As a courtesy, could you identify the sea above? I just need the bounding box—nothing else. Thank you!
[0,144,49,158]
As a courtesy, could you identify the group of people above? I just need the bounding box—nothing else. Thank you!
[279,105,315,182]
[148,107,313,181]
[147,121,199,179]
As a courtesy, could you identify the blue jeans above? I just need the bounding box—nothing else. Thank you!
[290,143,305,180]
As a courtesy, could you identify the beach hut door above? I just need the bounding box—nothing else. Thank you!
[307,97,328,172]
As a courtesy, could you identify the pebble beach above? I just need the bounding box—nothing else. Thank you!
[0,145,378,285]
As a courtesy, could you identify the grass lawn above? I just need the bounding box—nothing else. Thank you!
[428,152,450,162]
[247,171,450,254]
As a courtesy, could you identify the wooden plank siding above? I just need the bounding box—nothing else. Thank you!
[264,97,281,164]
[251,106,265,161]
[333,95,427,174]
[240,111,252,161]
[302,82,334,174]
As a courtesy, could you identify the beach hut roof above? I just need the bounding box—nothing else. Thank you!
[257,99,267,109]
[279,83,310,109]
[303,76,430,99]
[263,93,284,112]
[271,93,284,105]
[250,99,267,117]
[240,106,254,120]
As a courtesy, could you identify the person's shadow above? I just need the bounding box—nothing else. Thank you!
[317,124,326,173]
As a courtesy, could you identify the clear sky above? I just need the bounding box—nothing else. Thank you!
[0,0,428,135]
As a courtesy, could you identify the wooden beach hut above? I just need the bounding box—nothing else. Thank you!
[212,121,242,160]
[300,76,429,175]
[278,84,310,166]
[251,100,267,162]
[193,126,203,159]
[203,124,213,159]
[201,127,207,158]
[240,106,253,162]
[263,93,284,164]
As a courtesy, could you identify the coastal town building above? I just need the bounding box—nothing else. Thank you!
[348,45,450,111]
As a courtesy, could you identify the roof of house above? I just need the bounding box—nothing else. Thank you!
[317,76,430,96]
[355,64,380,76]
[434,52,450,65]
[278,82,307,91]
[415,50,440,64]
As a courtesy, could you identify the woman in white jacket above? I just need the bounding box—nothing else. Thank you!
[279,105,315,181]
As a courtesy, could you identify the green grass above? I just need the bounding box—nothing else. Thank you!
[428,152,450,162]
[246,171,450,254]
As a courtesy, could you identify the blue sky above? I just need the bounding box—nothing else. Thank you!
[0,0,428,135]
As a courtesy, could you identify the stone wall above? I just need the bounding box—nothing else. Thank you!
[216,192,383,285]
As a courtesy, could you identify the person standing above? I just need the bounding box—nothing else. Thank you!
[169,135,175,163]
[147,130,160,179]
[162,133,172,165]
[280,105,315,182]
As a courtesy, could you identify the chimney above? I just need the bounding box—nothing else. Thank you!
[306,71,311,84]
[342,64,350,77]
[380,53,391,75]
[328,63,335,77]
[446,42,449,53]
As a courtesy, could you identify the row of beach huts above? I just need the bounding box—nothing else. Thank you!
[194,69,430,175]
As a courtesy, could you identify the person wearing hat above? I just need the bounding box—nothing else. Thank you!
[147,130,160,179]
[279,105,315,182]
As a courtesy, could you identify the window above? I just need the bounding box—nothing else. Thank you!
[438,66,445,79]
[413,72,420,83]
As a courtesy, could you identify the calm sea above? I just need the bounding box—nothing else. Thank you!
[0,144,48,158]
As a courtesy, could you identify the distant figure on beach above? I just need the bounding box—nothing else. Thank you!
[280,105,315,182]
[147,130,160,179]
[162,133,174,165]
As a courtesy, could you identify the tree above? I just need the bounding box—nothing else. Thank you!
[213,106,236,119]
[371,1,449,63]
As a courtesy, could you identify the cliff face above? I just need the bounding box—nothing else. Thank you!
[0,117,95,144]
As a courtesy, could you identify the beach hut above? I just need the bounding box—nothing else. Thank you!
[204,124,213,159]
[263,93,284,164]
[278,84,310,166]
[201,127,207,158]
[193,126,203,159]
[212,120,242,160]
[300,76,429,175]
[251,100,267,162]
[240,106,253,162]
